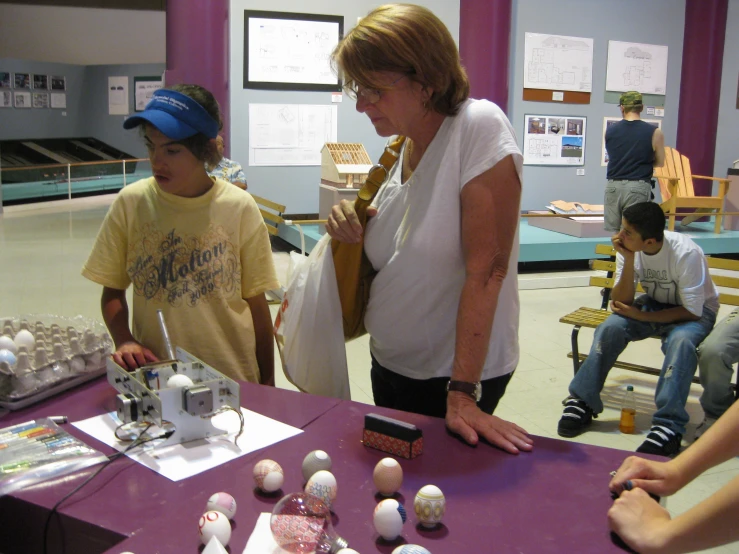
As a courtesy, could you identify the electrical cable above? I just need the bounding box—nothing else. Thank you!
[42,422,172,554]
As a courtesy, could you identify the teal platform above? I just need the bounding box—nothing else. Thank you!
[278,219,739,262]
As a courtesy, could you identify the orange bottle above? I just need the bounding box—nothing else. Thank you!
[619,385,636,434]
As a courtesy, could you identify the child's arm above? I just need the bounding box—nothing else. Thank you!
[102,287,158,370]
[246,293,275,386]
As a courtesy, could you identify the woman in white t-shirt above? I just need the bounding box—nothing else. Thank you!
[326,4,532,455]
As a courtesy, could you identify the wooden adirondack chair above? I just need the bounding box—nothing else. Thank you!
[654,147,730,233]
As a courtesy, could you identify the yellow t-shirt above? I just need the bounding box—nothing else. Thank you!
[82,177,280,382]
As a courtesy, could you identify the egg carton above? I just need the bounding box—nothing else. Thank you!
[0,314,113,409]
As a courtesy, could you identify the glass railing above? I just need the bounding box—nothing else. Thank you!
[0,159,152,204]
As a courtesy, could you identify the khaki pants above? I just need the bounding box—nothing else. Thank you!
[604,180,651,232]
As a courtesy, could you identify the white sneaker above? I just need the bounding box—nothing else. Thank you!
[695,417,718,439]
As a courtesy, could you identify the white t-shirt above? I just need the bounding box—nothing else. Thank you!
[363,99,523,381]
[615,231,719,317]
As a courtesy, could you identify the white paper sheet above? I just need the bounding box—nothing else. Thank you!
[606,41,668,95]
[242,513,292,554]
[248,103,337,166]
[108,76,129,115]
[73,409,302,481]
[524,33,594,92]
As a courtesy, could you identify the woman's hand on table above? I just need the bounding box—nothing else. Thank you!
[325,200,377,243]
[446,392,533,454]
[112,341,158,371]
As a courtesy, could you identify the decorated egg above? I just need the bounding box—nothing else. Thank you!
[392,546,432,554]
[0,349,17,367]
[198,510,231,547]
[373,457,403,496]
[167,374,194,388]
[0,335,17,354]
[253,459,284,493]
[206,491,237,519]
[13,329,35,351]
[305,469,337,509]
[302,449,332,481]
[373,498,406,541]
[414,485,445,528]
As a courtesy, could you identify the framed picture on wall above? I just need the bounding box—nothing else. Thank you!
[522,114,587,166]
[50,92,66,109]
[14,73,31,89]
[33,74,49,90]
[0,72,11,88]
[32,92,49,108]
[134,75,163,111]
[14,91,31,108]
[50,76,66,91]
[1,90,12,108]
[243,10,343,91]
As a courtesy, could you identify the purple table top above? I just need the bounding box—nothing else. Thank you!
[1,380,633,554]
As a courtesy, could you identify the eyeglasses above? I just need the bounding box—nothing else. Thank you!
[344,74,407,104]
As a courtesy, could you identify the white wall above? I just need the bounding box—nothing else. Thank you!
[714,0,739,177]
[229,0,460,214]
[0,3,165,65]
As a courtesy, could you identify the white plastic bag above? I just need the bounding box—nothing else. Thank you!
[274,235,350,400]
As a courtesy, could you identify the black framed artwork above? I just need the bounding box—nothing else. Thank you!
[14,73,31,89]
[33,74,49,90]
[50,76,66,91]
[243,10,343,92]
[0,72,11,88]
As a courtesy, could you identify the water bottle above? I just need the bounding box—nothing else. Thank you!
[619,385,636,434]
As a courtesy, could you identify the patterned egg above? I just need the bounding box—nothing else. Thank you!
[206,491,237,519]
[198,510,231,547]
[305,469,337,509]
[373,457,403,496]
[373,498,407,541]
[253,459,284,493]
[302,449,332,481]
[414,484,445,528]
[392,546,432,554]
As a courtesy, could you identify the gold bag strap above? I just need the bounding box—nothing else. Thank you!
[357,135,407,202]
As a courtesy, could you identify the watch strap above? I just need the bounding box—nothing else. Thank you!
[447,380,480,400]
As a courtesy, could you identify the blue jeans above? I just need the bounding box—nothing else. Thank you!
[569,296,716,435]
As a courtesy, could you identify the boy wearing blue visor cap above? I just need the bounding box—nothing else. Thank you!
[82,85,279,385]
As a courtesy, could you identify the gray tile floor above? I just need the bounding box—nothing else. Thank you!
[1,195,737,553]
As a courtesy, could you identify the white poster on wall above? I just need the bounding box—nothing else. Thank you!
[606,41,668,95]
[601,117,662,166]
[523,114,587,166]
[248,103,338,166]
[135,78,163,111]
[523,33,594,92]
[108,76,129,115]
[50,92,66,109]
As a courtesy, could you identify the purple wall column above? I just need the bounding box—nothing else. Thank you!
[165,0,230,154]
[459,0,512,112]
[676,0,728,195]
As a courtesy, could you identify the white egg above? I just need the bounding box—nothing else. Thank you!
[253,459,284,493]
[302,449,332,481]
[13,329,35,351]
[373,457,403,496]
[167,374,194,388]
[206,492,237,519]
[0,349,17,367]
[0,335,17,355]
[392,546,432,554]
[373,498,406,541]
[198,510,231,547]
[305,469,337,509]
[336,550,361,554]
[414,485,446,528]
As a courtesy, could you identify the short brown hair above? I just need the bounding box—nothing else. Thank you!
[332,4,469,116]
[171,84,222,165]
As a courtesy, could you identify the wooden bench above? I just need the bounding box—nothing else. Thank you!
[559,244,739,394]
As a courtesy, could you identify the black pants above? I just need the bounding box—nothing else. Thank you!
[370,354,514,418]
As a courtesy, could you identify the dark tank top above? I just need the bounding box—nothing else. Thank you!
[606,119,656,181]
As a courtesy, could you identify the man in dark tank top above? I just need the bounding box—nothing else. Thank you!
[603,91,665,231]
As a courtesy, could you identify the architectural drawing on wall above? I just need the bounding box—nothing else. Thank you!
[523,33,593,92]
[248,103,338,166]
[244,10,343,91]
[601,117,662,166]
[606,41,668,95]
[524,114,587,166]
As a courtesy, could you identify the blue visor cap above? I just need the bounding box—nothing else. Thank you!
[122,89,219,140]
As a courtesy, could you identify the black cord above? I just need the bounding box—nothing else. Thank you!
[42,423,168,554]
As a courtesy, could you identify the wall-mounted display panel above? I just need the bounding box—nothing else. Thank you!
[606,41,668,95]
[523,114,587,166]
